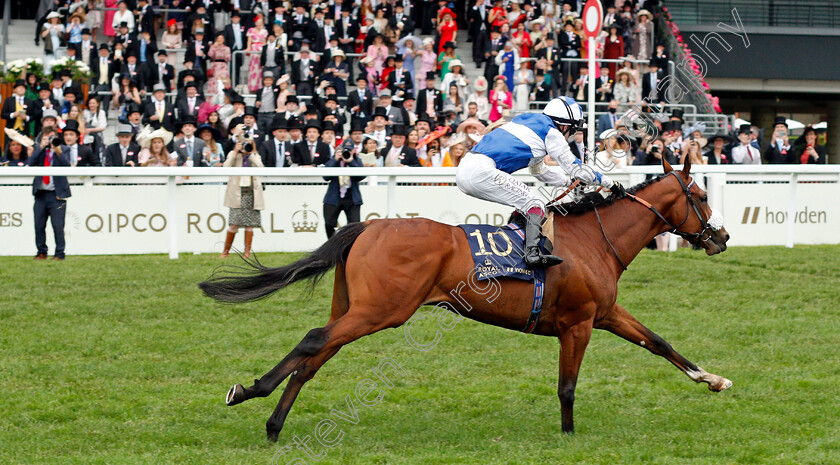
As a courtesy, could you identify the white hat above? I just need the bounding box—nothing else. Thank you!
[137,126,174,148]
[448,59,462,69]
[332,49,345,58]
[473,76,488,92]
[47,11,62,20]
[423,37,434,46]
[4,128,34,147]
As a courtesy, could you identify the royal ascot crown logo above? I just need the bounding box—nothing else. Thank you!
[292,203,319,233]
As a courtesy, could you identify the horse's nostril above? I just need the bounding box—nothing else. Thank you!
[725,234,730,242]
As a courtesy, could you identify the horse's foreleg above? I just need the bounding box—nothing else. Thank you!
[596,304,732,392]
[557,320,593,434]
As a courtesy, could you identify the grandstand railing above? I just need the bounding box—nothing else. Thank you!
[663,0,840,28]
[2,165,837,257]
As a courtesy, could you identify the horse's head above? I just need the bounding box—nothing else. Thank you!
[657,156,730,255]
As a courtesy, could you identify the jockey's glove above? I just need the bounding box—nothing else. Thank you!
[610,181,627,198]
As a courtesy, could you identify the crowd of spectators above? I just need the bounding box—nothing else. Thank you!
[1,0,828,169]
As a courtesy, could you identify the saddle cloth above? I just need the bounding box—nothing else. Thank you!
[458,222,548,283]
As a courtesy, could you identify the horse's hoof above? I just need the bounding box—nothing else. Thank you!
[266,428,280,442]
[709,377,733,392]
[226,384,246,406]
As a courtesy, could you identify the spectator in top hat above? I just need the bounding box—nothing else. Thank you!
[61,120,98,166]
[255,71,281,136]
[704,134,734,165]
[322,146,365,239]
[28,127,71,260]
[731,124,761,165]
[293,121,331,166]
[3,80,38,137]
[143,84,176,132]
[764,116,794,164]
[172,115,206,166]
[348,76,374,123]
[369,107,390,145]
[105,124,141,166]
[381,124,421,166]
[796,126,827,164]
[150,50,175,91]
[642,60,666,103]
[177,82,205,119]
[416,71,444,119]
[260,115,295,168]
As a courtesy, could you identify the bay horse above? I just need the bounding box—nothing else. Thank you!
[199,157,732,441]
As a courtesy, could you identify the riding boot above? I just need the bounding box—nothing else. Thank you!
[220,231,235,258]
[243,230,253,258]
[524,213,563,269]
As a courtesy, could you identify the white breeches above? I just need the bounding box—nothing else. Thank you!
[456,152,563,213]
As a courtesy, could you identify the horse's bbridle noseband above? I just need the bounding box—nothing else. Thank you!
[626,171,714,244]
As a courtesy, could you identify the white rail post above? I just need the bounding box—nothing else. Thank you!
[167,176,179,259]
[387,175,397,218]
[786,172,797,249]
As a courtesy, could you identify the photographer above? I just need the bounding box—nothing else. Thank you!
[764,117,795,164]
[322,149,365,239]
[28,128,71,260]
[220,133,265,259]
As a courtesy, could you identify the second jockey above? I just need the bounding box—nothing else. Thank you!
[456,96,625,268]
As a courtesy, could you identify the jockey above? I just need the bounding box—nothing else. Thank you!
[456,96,624,268]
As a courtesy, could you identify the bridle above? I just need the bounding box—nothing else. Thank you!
[625,172,715,244]
[555,172,714,271]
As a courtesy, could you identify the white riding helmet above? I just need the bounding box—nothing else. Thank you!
[543,96,585,131]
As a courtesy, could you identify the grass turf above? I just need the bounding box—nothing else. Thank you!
[1,246,839,464]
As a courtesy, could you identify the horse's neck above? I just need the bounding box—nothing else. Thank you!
[595,192,676,276]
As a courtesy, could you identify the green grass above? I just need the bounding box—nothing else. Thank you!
[2,246,839,464]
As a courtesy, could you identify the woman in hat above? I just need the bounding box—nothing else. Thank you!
[220,137,265,258]
[415,38,437,90]
[275,75,292,109]
[488,0,507,28]
[436,41,460,80]
[440,59,469,100]
[444,134,467,167]
[632,10,653,61]
[613,68,637,109]
[442,83,464,123]
[246,15,268,92]
[619,56,642,101]
[1,128,35,167]
[208,32,232,84]
[704,134,734,165]
[372,5,389,34]
[67,10,87,49]
[495,41,519,91]
[513,60,535,112]
[466,76,491,121]
[366,34,390,74]
[398,37,418,85]
[796,126,827,164]
[489,75,512,122]
[161,19,183,67]
[41,12,66,66]
[359,135,384,167]
[437,9,458,54]
[137,127,176,167]
[603,24,624,79]
[197,124,226,166]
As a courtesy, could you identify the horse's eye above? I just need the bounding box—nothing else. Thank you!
[700,196,708,203]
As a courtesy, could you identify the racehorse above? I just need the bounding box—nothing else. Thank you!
[199,156,732,441]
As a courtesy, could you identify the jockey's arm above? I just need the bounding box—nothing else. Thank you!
[528,158,569,186]
[545,128,615,189]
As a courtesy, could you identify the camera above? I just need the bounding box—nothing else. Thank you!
[51,137,62,148]
[651,145,660,153]
[341,149,354,161]
[237,132,255,153]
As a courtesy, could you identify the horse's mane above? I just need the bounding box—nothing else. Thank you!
[554,174,667,216]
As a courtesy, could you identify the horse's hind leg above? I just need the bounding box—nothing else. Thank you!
[226,325,332,406]
[596,304,732,392]
[263,307,419,441]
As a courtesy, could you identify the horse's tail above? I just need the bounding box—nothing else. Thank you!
[198,222,368,303]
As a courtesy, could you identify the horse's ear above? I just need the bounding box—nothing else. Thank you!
[681,151,692,176]
[662,156,673,173]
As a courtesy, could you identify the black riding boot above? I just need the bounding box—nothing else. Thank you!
[524,213,563,269]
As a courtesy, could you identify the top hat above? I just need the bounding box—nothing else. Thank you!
[99,43,111,51]
[285,95,298,104]
[321,121,337,133]
[442,41,456,50]
[390,124,408,136]
[116,123,134,135]
[737,124,751,135]
[37,82,51,92]
[379,89,392,98]
[63,120,82,136]
[244,106,258,117]
[373,107,388,118]
[82,28,91,35]
[305,120,321,132]
[126,103,142,115]
[179,114,198,129]
[707,133,735,144]
[773,116,788,128]
[349,120,366,133]
[670,109,684,121]
[152,83,166,92]
[425,71,437,80]
[119,21,129,28]
[13,79,26,89]
[157,49,168,56]
[287,117,304,130]
[270,115,288,131]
